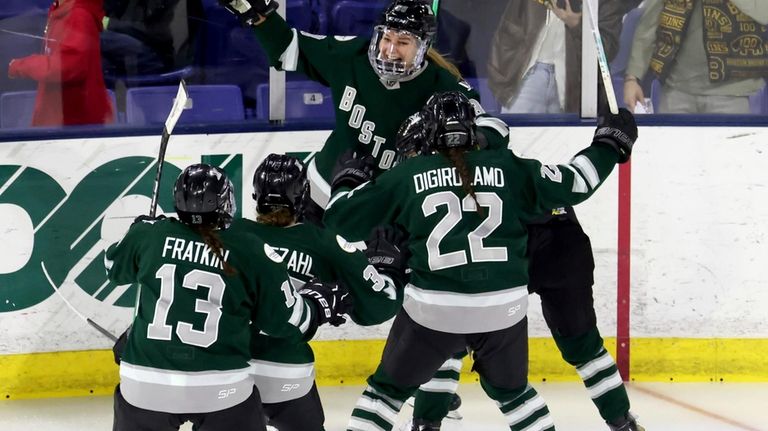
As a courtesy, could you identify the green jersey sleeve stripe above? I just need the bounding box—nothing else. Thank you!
[287,285,305,326]
[280,29,300,71]
[571,155,600,189]
[476,116,510,137]
[326,190,349,209]
[563,164,589,193]
[308,158,331,204]
[299,305,313,334]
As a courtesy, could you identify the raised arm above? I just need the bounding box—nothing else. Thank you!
[521,108,637,213]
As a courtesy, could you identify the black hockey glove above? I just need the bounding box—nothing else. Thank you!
[132,214,166,225]
[331,150,375,193]
[365,225,410,287]
[112,327,129,365]
[217,0,279,26]
[299,279,353,327]
[593,107,637,164]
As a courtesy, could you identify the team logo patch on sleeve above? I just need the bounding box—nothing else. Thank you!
[336,235,359,253]
[264,243,284,263]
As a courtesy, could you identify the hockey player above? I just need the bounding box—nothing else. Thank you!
[399,94,644,431]
[105,163,348,431]
[323,91,637,431]
[240,153,408,430]
[216,0,481,221]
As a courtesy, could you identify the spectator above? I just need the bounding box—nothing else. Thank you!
[8,0,114,127]
[101,0,203,76]
[487,0,629,113]
[624,0,768,114]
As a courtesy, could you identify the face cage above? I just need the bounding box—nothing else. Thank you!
[368,26,430,81]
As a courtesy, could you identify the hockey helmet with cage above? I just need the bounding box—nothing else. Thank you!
[424,91,476,152]
[252,153,309,216]
[368,0,437,82]
[395,109,436,164]
[174,164,236,229]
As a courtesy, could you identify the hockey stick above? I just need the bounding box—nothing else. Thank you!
[585,0,632,380]
[149,80,191,217]
[584,0,619,114]
[431,0,441,15]
[40,261,118,342]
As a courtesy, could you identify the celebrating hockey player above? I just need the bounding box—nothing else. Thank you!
[399,94,644,431]
[217,0,481,222]
[240,153,408,430]
[105,164,348,431]
[323,91,638,431]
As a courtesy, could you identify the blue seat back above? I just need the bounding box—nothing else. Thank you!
[126,85,244,125]
[329,0,387,36]
[256,81,334,120]
[0,10,48,93]
[0,90,117,128]
[0,91,36,128]
[0,0,50,20]
[749,84,768,114]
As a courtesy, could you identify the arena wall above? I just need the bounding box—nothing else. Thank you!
[1,126,766,399]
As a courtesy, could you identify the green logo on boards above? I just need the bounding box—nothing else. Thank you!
[0,155,242,313]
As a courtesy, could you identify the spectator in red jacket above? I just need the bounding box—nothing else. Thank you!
[8,0,114,127]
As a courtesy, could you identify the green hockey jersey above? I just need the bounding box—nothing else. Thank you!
[251,13,480,205]
[104,218,313,413]
[237,220,401,365]
[324,144,619,334]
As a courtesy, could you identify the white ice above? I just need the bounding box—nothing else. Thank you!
[0,382,765,430]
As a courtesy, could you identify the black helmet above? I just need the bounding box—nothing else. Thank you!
[424,91,476,152]
[380,0,436,41]
[368,0,437,81]
[174,164,236,229]
[252,154,309,216]
[395,110,435,164]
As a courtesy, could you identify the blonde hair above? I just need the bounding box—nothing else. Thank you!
[427,48,463,80]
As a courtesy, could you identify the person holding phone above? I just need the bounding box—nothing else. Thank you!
[487,0,631,113]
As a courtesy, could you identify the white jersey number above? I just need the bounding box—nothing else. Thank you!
[147,264,226,348]
[422,191,508,271]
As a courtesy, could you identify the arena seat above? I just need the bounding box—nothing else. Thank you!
[0,90,118,128]
[329,0,387,36]
[126,85,244,125]
[255,81,334,120]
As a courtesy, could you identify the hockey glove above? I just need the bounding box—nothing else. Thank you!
[365,225,410,288]
[593,107,637,164]
[299,279,353,327]
[132,214,166,225]
[217,0,279,26]
[112,327,129,365]
[331,150,375,193]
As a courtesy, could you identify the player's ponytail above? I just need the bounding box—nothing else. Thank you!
[442,148,483,216]
[256,208,296,227]
[427,48,462,81]
[194,225,237,276]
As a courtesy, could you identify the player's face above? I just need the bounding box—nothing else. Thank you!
[378,29,419,66]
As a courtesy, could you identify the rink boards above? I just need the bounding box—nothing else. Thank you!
[0,127,766,398]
